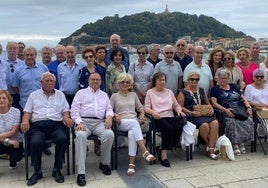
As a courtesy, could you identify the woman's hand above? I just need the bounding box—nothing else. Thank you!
[207,108,214,116]
[191,111,201,117]
[246,108,253,116]
[9,139,19,148]
[115,114,121,125]
[139,113,145,120]
[151,111,161,120]
[224,108,235,118]
[177,111,186,117]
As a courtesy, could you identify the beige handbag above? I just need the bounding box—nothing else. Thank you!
[257,108,268,119]
[193,105,213,116]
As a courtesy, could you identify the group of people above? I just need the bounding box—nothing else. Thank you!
[0,35,268,187]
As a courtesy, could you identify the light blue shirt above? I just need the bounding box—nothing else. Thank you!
[12,62,48,108]
[1,58,24,93]
[0,60,9,90]
[183,61,213,95]
[57,60,85,95]
[154,60,183,95]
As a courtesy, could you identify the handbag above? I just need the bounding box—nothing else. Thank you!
[137,117,150,133]
[229,105,248,121]
[257,108,268,119]
[193,105,213,116]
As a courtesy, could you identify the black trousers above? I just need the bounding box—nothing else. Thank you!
[64,93,75,107]
[155,117,184,150]
[28,120,67,173]
[0,142,24,166]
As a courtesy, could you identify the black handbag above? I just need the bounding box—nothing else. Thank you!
[229,105,248,121]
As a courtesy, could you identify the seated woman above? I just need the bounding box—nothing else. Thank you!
[0,90,24,169]
[144,72,185,167]
[177,72,219,160]
[211,70,254,155]
[110,73,156,176]
[244,69,268,134]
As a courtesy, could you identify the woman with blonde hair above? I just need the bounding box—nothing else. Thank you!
[110,73,155,176]
[236,48,258,85]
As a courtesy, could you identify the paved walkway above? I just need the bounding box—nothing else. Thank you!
[1,141,268,188]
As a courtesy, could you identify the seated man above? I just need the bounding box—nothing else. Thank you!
[71,72,114,187]
[20,72,74,186]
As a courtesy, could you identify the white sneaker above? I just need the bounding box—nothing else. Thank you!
[9,165,18,169]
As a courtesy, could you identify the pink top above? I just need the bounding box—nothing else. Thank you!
[236,61,258,85]
[71,87,114,124]
[144,88,181,117]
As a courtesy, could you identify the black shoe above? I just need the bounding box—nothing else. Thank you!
[52,169,64,183]
[99,162,111,175]
[27,172,43,186]
[160,159,171,167]
[77,174,86,186]
[43,148,52,155]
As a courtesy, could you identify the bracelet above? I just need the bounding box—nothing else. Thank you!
[3,138,11,146]
[246,106,252,109]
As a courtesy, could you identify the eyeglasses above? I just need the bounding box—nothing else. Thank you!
[224,57,233,61]
[85,55,94,59]
[189,78,200,82]
[165,52,174,55]
[120,81,130,84]
[176,44,185,47]
[10,64,14,72]
[255,75,264,79]
[137,52,146,55]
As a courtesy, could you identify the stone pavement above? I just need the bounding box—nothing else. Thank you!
[1,141,268,188]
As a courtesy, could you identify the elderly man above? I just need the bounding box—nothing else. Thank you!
[21,72,74,186]
[173,39,193,72]
[12,46,48,110]
[57,45,85,105]
[71,72,114,186]
[48,44,66,89]
[105,34,130,72]
[147,43,162,67]
[41,46,53,66]
[183,45,213,95]
[154,44,183,95]
[249,42,265,65]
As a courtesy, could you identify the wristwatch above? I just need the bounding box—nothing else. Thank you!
[3,138,10,146]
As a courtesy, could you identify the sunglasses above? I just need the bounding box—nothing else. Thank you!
[85,55,93,59]
[177,44,185,47]
[137,52,146,55]
[189,78,200,81]
[10,64,14,72]
[255,75,264,79]
[224,57,233,61]
[165,52,174,55]
[120,81,130,84]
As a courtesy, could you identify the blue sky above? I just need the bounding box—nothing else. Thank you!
[0,0,267,49]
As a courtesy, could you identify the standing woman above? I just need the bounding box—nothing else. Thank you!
[106,48,126,97]
[177,72,219,159]
[79,47,106,91]
[236,48,258,85]
[95,45,107,90]
[215,51,245,91]
[206,47,225,79]
[129,45,154,104]
[145,72,185,167]
[0,90,23,169]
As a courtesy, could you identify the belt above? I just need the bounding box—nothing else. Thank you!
[81,117,101,120]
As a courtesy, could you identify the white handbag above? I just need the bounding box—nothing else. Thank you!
[215,135,235,161]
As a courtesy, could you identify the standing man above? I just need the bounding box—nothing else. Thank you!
[48,44,66,89]
[57,45,85,105]
[183,46,213,95]
[154,45,183,95]
[2,42,24,109]
[105,34,130,72]
[249,42,265,65]
[173,39,193,72]
[186,44,194,58]
[12,47,48,110]
[41,46,53,66]
[17,42,26,61]
[71,72,114,186]
[21,72,74,186]
[147,43,162,67]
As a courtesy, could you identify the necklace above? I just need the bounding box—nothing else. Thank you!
[188,87,201,105]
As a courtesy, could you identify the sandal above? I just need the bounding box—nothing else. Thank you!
[126,164,135,176]
[142,151,156,162]
[233,144,241,156]
[239,143,246,154]
[206,147,218,160]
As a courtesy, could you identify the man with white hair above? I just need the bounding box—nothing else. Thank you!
[105,34,130,72]
[147,43,162,67]
[173,39,193,72]
[154,44,183,95]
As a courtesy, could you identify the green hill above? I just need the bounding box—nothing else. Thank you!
[59,11,253,46]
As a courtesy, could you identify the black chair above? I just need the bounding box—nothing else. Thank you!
[24,127,70,180]
[112,118,153,170]
[71,126,115,174]
[149,114,193,162]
